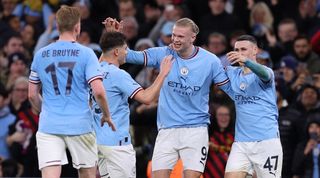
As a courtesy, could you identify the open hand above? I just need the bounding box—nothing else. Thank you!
[101,115,116,131]
[159,55,174,77]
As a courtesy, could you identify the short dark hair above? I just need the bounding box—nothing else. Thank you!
[99,32,127,52]
[293,34,309,44]
[236,35,258,46]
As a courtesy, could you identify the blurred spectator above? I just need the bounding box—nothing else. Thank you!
[276,55,299,103]
[148,3,188,43]
[204,105,234,178]
[291,84,320,137]
[268,18,298,65]
[256,50,273,68]
[33,14,58,53]
[12,0,44,35]
[199,0,242,45]
[1,52,28,90]
[120,16,143,78]
[206,32,228,58]
[2,14,21,32]
[78,25,101,56]
[72,0,101,43]
[8,76,28,115]
[296,0,320,37]
[293,35,320,74]
[135,38,156,51]
[279,84,320,178]
[249,2,275,48]
[6,76,40,176]
[122,16,140,49]
[0,33,24,70]
[0,83,15,160]
[205,32,229,66]
[119,0,144,24]
[138,1,162,38]
[292,119,320,178]
[157,21,174,47]
[250,2,274,34]
[0,0,18,19]
[20,24,35,55]
[185,0,210,26]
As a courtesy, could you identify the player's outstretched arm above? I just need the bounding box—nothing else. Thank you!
[244,60,271,82]
[28,82,42,114]
[133,55,174,104]
[90,79,116,131]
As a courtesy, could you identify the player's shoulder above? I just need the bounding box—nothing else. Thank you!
[197,47,220,62]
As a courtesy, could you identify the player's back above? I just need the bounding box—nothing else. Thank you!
[31,41,101,135]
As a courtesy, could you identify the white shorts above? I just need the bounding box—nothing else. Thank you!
[36,131,98,170]
[152,126,208,172]
[225,138,283,178]
[97,144,136,178]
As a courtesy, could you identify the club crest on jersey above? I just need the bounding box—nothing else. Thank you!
[180,67,189,76]
[240,82,246,90]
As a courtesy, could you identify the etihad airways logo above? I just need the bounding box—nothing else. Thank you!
[167,81,201,96]
[235,95,261,105]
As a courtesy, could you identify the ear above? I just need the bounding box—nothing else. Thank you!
[113,48,119,56]
[191,34,196,44]
[253,45,258,57]
[75,22,81,34]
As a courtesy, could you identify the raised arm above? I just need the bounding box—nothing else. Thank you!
[227,51,271,82]
[133,55,173,104]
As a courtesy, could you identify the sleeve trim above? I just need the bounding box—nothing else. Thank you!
[88,75,103,84]
[216,78,230,86]
[130,87,143,99]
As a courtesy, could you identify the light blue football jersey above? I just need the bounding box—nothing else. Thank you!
[92,62,142,146]
[29,41,102,135]
[127,46,230,129]
[225,66,279,142]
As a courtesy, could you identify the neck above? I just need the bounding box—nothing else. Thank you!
[242,67,251,74]
[179,45,195,59]
[58,32,77,42]
[99,54,119,67]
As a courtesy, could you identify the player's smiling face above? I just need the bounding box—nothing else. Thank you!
[171,26,196,54]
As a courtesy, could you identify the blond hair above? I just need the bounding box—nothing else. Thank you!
[250,2,274,29]
[56,5,81,33]
[175,18,199,35]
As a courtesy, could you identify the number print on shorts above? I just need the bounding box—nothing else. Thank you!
[263,155,278,176]
[45,62,76,95]
[199,146,207,166]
